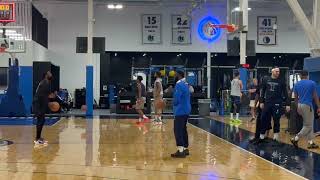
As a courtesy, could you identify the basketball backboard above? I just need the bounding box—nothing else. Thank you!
[0,26,25,53]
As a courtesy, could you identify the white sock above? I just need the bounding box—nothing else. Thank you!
[183,147,188,150]
[260,134,265,139]
[158,116,162,121]
[265,130,269,137]
[143,115,148,119]
[230,113,234,119]
[309,140,314,144]
[138,118,142,122]
[294,136,299,141]
[273,133,279,141]
[178,146,184,152]
[236,113,239,120]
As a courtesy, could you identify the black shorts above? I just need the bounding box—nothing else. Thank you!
[33,97,48,116]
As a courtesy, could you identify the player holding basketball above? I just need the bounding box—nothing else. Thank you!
[33,71,53,146]
[153,71,164,124]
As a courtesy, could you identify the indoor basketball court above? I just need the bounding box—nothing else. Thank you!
[0,0,318,179]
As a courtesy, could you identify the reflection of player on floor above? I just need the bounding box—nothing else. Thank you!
[153,71,164,124]
[33,71,53,146]
[135,76,149,124]
[230,71,243,122]
[171,71,191,158]
[257,67,290,143]
[291,71,320,149]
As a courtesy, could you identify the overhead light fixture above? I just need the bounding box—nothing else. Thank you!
[115,4,123,9]
[232,7,251,12]
[107,4,115,9]
[108,4,123,9]
[143,53,147,57]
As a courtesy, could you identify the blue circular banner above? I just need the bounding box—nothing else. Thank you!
[198,16,221,43]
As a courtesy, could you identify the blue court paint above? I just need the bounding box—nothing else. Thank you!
[0,117,60,126]
[19,66,33,115]
[86,66,94,116]
[189,118,320,180]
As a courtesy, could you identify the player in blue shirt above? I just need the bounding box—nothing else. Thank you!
[171,71,191,158]
[291,70,320,149]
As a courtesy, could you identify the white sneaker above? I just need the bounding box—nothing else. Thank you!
[34,138,48,145]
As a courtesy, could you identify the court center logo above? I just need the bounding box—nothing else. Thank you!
[198,16,221,43]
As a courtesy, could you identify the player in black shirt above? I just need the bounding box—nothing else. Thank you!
[33,71,53,145]
[249,76,272,144]
[258,67,290,143]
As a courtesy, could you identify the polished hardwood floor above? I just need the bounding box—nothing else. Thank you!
[0,117,303,180]
[211,114,320,154]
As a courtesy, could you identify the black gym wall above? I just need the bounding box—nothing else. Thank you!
[32,5,48,48]
[100,51,309,98]
[210,53,309,98]
[100,52,207,96]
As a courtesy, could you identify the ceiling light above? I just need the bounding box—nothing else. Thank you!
[143,53,146,57]
[232,7,251,12]
[108,4,123,10]
[107,4,115,9]
[115,4,123,9]
[233,7,240,12]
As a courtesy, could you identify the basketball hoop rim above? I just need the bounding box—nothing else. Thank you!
[208,23,239,33]
[0,47,6,53]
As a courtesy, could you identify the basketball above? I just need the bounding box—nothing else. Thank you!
[160,70,166,76]
[155,99,166,109]
[48,102,60,112]
[169,70,176,77]
[81,105,87,112]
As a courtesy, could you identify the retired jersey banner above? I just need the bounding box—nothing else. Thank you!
[172,15,191,44]
[142,14,161,44]
[257,16,277,45]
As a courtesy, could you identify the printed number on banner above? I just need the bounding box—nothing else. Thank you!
[262,18,271,27]
[147,17,157,25]
[177,17,188,26]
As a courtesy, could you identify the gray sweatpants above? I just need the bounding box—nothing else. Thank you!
[297,103,315,141]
